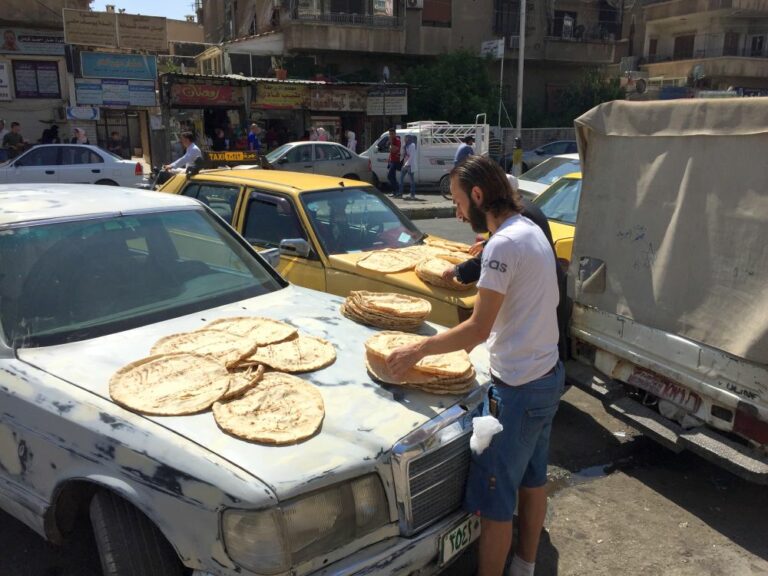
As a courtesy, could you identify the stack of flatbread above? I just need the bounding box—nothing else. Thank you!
[364,331,476,395]
[424,236,473,253]
[416,257,474,291]
[341,291,431,331]
[109,316,333,445]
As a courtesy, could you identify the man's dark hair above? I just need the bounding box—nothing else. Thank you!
[450,155,523,217]
[11,122,19,128]
[388,127,397,134]
[463,136,475,144]
[180,131,195,142]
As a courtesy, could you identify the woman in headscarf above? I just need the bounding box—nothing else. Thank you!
[316,127,329,142]
[70,127,89,144]
[346,130,357,153]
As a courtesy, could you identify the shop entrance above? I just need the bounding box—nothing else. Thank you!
[96,110,143,159]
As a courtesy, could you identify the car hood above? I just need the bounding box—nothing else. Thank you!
[17,285,488,500]
[327,252,476,309]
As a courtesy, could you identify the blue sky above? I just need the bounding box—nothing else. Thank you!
[91,0,196,20]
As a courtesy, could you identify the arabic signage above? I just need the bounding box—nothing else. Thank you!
[480,38,504,60]
[366,86,407,116]
[63,9,167,52]
[75,78,157,106]
[117,14,168,52]
[66,105,100,121]
[0,28,65,56]
[63,10,117,48]
[170,83,244,107]
[310,87,367,112]
[13,60,60,99]
[0,60,11,101]
[253,83,310,110]
[81,52,158,81]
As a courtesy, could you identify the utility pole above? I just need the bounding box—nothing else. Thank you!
[513,0,527,176]
[497,39,505,129]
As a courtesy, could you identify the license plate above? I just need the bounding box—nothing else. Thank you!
[438,515,481,566]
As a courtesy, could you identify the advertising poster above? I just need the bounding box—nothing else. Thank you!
[0,28,65,56]
[81,52,157,81]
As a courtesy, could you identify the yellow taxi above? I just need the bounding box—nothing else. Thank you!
[532,172,581,270]
[159,169,475,326]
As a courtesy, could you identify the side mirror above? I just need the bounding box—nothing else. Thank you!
[279,238,311,258]
[260,247,281,268]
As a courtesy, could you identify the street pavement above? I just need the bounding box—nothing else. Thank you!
[1,216,765,576]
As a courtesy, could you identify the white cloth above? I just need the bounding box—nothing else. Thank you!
[402,142,416,169]
[346,131,357,153]
[478,214,559,386]
[169,142,202,170]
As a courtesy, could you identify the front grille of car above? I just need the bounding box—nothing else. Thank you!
[406,432,472,531]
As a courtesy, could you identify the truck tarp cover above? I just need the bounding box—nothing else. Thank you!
[573,98,768,365]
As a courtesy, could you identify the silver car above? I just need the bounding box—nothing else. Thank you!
[265,141,373,183]
[0,184,487,576]
[521,140,578,172]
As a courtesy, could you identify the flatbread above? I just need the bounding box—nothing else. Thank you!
[109,353,230,415]
[151,329,259,369]
[203,317,297,346]
[213,372,325,444]
[350,291,431,318]
[424,237,472,253]
[221,365,264,401]
[356,250,417,273]
[416,257,475,291]
[341,301,424,332]
[240,334,336,372]
[364,331,473,377]
[366,353,477,395]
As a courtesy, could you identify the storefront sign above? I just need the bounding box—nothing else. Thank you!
[66,105,100,121]
[254,83,310,110]
[75,78,157,106]
[117,14,168,53]
[13,60,60,99]
[81,52,158,81]
[0,60,11,101]
[0,28,65,56]
[171,83,244,107]
[310,87,367,112]
[367,86,407,116]
[64,9,118,48]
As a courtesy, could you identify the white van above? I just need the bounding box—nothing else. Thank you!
[361,116,489,195]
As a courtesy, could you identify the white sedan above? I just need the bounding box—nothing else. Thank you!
[0,144,143,186]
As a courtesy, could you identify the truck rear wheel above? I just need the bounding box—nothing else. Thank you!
[440,174,452,199]
[89,490,185,576]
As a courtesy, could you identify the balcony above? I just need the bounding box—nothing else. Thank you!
[543,37,621,64]
[279,0,405,53]
[644,0,768,21]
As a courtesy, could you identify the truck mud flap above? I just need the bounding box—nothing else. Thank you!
[565,360,768,485]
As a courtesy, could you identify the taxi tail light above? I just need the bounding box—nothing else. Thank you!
[135,162,143,177]
[733,407,768,446]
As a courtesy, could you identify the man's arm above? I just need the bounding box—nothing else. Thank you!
[386,287,505,378]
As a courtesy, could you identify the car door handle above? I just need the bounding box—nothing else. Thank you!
[45,170,55,174]
[91,169,101,173]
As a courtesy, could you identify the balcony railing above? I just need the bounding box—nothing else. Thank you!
[647,33,768,63]
[280,0,403,28]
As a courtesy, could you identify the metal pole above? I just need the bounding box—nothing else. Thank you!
[516,0,526,140]
[497,39,505,129]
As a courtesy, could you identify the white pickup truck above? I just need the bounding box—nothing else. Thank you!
[566,97,768,484]
[361,117,490,195]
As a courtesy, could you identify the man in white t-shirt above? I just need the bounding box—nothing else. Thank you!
[387,156,563,576]
[399,135,417,200]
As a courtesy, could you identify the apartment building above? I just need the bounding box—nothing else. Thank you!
[640,0,768,95]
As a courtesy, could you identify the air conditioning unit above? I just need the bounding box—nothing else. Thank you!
[406,0,423,9]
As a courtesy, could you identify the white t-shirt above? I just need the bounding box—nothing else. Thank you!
[402,142,416,169]
[478,214,559,386]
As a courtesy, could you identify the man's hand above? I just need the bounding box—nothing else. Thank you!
[387,341,426,380]
[162,164,171,171]
[442,266,457,282]
[468,241,484,256]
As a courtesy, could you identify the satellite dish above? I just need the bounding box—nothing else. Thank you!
[382,66,390,83]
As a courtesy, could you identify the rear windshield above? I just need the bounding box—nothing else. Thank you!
[534,178,582,225]
[519,157,580,185]
[0,208,283,347]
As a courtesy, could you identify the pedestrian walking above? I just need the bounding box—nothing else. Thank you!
[399,134,417,200]
[3,121,27,158]
[70,127,89,144]
[386,128,402,196]
[247,124,261,152]
[211,127,228,151]
[41,124,61,144]
[346,130,357,153]
[454,135,475,166]
[387,156,563,576]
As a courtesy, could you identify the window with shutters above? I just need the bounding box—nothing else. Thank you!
[423,0,452,28]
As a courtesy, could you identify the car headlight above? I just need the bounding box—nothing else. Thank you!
[222,474,389,575]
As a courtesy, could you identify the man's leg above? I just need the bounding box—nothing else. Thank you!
[399,167,406,197]
[408,168,416,198]
[478,518,513,576]
[387,163,399,193]
[516,485,548,563]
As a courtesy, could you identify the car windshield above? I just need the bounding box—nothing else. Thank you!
[519,157,580,185]
[0,208,284,348]
[301,188,423,255]
[534,178,582,225]
[265,144,293,163]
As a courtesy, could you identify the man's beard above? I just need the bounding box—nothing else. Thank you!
[467,199,488,234]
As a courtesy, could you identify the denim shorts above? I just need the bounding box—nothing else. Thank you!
[464,361,564,522]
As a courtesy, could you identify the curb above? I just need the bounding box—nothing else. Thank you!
[400,205,455,220]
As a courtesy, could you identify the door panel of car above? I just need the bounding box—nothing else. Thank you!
[313,144,346,177]
[57,146,106,183]
[276,144,314,174]
[9,147,60,183]
[238,189,325,291]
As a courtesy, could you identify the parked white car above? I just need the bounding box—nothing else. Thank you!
[0,184,487,576]
[0,144,143,186]
[517,153,580,198]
